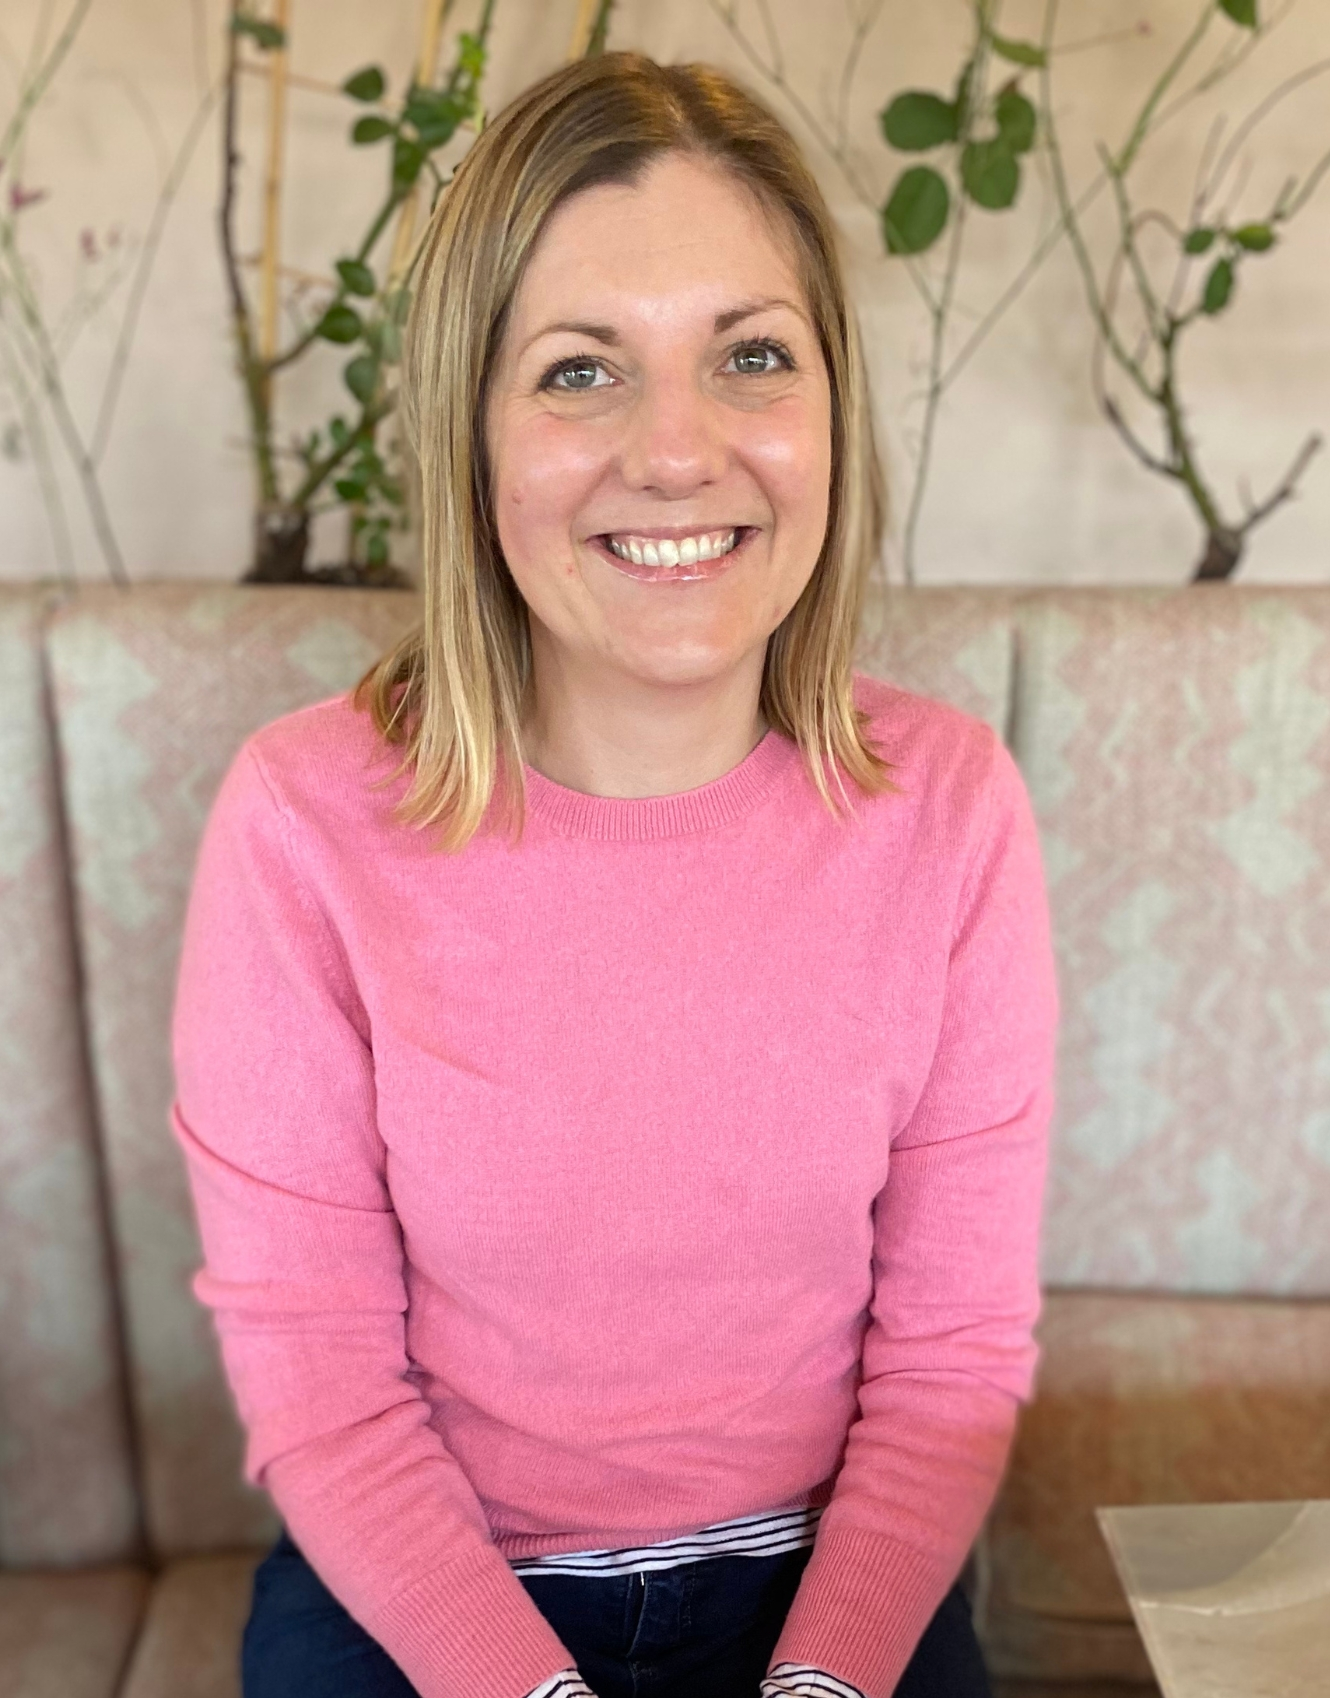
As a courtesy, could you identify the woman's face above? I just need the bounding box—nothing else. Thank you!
[485,151,833,719]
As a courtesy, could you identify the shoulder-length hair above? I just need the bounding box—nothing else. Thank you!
[352,49,898,853]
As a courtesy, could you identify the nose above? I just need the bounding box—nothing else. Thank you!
[617,368,727,499]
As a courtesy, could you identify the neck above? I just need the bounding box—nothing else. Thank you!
[519,657,771,801]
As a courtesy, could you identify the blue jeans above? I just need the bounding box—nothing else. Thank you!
[241,1525,993,1697]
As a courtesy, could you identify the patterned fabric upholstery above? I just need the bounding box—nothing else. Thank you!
[44,584,422,1560]
[0,587,141,1568]
[1010,587,1330,1294]
[855,581,1018,739]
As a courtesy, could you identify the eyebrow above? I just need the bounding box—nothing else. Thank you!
[521,297,807,356]
[713,296,805,332]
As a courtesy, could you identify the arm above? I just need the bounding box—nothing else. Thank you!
[171,742,580,1698]
[766,730,1059,1697]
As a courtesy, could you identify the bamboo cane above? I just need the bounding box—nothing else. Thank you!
[568,0,599,60]
[258,0,292,370]
[385,0,455,289]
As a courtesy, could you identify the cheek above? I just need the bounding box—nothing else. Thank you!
[493,413,608,547]
[743,401,833,531]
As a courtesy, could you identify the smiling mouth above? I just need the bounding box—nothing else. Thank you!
[602,528,744,568]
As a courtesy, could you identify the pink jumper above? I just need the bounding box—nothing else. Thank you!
[170,670,1059,1698]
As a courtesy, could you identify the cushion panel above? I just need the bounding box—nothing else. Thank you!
[1010,587,1330,1294]
[46,584,423,1559]
[0,586,141,1566]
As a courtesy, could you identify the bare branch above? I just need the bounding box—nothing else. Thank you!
[1201,56,1330,211]
[1240,431,1324,530]
[91,80,220,464]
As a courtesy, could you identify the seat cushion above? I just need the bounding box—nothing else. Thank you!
[980,1289,1330,1683]
[116,1552,263,1698]
[0,1565,148,1698]
[994,1685,1159,1698]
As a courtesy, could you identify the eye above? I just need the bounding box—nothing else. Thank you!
[727,338,795,376]
[541,355,613,393]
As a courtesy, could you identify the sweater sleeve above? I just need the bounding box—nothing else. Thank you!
[170,742,582,1698]
[765,729,1059,1697]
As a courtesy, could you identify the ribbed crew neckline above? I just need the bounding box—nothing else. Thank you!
[519,725,802,841]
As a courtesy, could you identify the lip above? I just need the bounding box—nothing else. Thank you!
[589,525,756,583]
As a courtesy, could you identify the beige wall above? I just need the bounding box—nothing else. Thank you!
[1,0,1326,586]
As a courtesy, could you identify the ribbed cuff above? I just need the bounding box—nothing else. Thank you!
[363,1540,579,1698]
[765,1523,955,1698]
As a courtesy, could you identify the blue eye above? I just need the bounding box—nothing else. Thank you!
[730,339,794,375]
[545,357,608,391]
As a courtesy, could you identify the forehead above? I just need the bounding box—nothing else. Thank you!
[509,153,808,331]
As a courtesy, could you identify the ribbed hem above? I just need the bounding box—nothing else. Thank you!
[363,1539,578,1698]
[520,725,802,840]
[765,1524,956,1698]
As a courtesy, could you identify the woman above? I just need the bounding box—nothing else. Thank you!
[171,50,1058,1698]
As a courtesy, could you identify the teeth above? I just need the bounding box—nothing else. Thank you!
[605,529,740,567]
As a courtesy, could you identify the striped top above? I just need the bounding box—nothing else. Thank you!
[513,1504,867,1698]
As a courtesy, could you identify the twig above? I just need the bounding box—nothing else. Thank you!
[567,0,600,60]
[91,80,221,464]
[1201,56,1330,210]
[900,3,996,584]
[0,327,75,583]
[1242,431,1323,527]
[219,0,275,500]
[258,0,292,366]
[0,0,94,169]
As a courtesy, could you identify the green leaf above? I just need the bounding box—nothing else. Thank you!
[1218,0,1258,27]
[316,303,363,344]
[882,166,951,255]
[334,477,367,502]
[458,31,485,80]
[352,116,394,145]
[231,14,285,49]
[952,59,976,135]
[343,66,386,102]
[404,86,461,149]
[336,258,376,296]
[366,528,390,566]
[344,354,379,403]
[961,137,1021,210]
[1183,226,1217,254]
[995,87,1037,154]
[990,33,1048,68]
[392,135,426,189]
[880,91,958,152]
[1202,256,1236,314]
[380,321,402,363]
[385,286,412,325]
[329,415,350,449]
[1232,221,1276,251]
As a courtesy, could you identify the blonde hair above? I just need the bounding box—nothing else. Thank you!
[352,49,898,852]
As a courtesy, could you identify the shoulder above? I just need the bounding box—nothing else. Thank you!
[233,689,403,829]
[850,668,1006,805]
